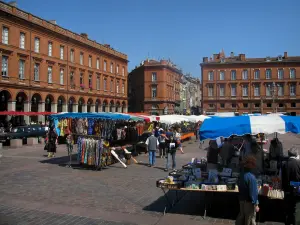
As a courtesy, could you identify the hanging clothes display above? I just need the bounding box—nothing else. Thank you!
[77,137,104,168]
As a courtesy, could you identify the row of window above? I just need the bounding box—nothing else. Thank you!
[207,83,297,97]
[208,68,296,81]
[2,27,126,75]
[1,56,125,93]
[209,102,296,109]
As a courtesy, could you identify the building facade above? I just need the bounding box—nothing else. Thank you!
[179,74,201,115]
[128,59,181,115]
[201,51,300,115]
[0,2,128,124]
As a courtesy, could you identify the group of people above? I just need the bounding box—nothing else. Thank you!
[145,127,184,171]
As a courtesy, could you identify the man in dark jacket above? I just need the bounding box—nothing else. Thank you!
[236,155,259,225]
[220,138,235,167]
[282,147,300,225]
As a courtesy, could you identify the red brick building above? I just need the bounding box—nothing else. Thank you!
[128,59,181,115]
[201,51,300,115]
[0,1,128,124]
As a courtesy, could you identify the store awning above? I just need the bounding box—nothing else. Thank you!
[200,115,300,140]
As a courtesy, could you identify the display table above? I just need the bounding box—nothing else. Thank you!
[158,186,238,217]
[158,185,284,220]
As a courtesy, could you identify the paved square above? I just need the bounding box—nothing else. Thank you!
[1,134,298,224]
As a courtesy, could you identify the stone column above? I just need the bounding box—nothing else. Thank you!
[7,101,16,121]
[105,105,109,112]
[7,101,16,111]
[62,103,67,112]
[23,101,30,124]
[123,107,128,113]
[38,102,45,123]
[82,104,87,113]
[110,105,115,113]
[51,103,57,113]
[90,104,95,113]
[73,104,78,113]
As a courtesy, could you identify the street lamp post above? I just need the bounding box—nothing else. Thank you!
[268,82,278,113]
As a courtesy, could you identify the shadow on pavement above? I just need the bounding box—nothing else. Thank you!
[143,190,285,223]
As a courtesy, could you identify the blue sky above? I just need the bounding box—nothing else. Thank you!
[12,0,300,78]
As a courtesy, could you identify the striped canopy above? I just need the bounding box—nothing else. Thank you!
[200,115,300,140]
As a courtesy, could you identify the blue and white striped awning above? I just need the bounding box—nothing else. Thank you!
[200,115,300,140]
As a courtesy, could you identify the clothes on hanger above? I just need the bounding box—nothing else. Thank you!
[77,137,104,167]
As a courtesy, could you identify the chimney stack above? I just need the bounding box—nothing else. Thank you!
[80,33,88,39]
[203,57,208,63]
[49,20,57,25]
[284,52,288,59]
[213,54,218,61]
[239,54,246,61]
[8,1,17,7]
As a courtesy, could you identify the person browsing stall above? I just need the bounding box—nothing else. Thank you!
[145,132,159,167]
[236,155,259,225]
[281,147,300,225]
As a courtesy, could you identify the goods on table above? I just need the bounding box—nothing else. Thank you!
[156,157,284,199]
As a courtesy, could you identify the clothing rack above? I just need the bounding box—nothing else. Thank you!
[70,134,106,171]
[72,133,102,139]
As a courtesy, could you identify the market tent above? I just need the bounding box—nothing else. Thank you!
[178,115,210,122]
[159,115,189,124]
[127,113,159,122]
[200,115,300,140]
[114,113,145,122]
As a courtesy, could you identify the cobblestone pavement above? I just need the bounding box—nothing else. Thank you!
[0,133,297,225]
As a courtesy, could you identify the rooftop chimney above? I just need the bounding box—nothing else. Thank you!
[49,20,57,25]
[213,54,218,61]
[284,52,288,59]
[80,33,88,39]
[239,54,246,61]
[8,1,17,7]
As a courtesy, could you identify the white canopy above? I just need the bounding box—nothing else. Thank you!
[159,115,209,124]
[159,115,189,124]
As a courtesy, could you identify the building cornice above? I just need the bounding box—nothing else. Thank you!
[0,1,128,61]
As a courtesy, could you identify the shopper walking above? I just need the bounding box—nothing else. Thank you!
[236,155,259,225]
[158,129,167,158]
[175,128,184,154]
[47,126,58,158]
[165,131,177,171]
[145,132,159,167]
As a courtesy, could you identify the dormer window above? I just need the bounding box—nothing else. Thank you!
[277,55,282,61]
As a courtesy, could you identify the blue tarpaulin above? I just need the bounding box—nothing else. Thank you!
[200,115,300,140]
[49,113,131,136]
[49,112,130,120]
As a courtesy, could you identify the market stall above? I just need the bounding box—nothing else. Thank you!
[49,112,138,170]
[159,115,196,141]
[156,115,300,218]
